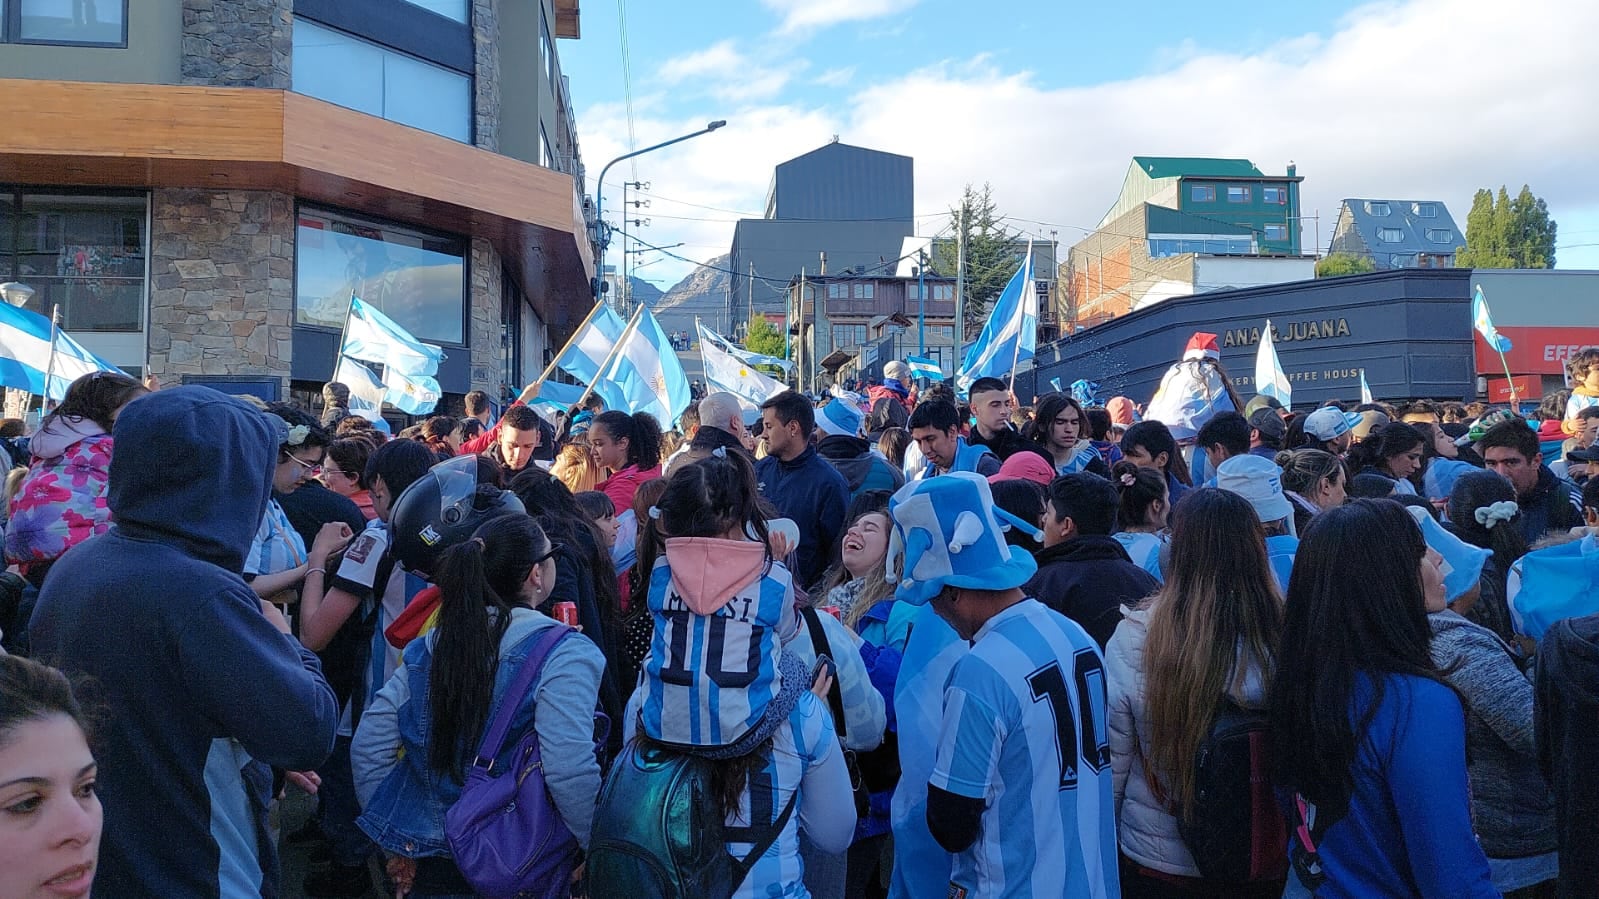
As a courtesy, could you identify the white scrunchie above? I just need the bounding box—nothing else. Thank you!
[1475,500,1519,529]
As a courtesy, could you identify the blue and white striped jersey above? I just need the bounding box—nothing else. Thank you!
[1111,531,1166,583]
[888,606,966,899]
[930,599,1120,899]
[642,555,794,748]
[244,498,305,578]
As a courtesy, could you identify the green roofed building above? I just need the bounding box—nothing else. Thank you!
[1064,157,1312,328]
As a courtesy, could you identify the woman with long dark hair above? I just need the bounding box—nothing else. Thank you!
[6,371,145,587]
[351,513,604,899]
[1031,393,1111,477]
[612,449,856,897]
[1120,420,1193,508]
[1345,422,1426,496]
[1268,499,1497,898]
[1446,469,1529,647]
[591,410,664,514]
[1108,488,1284,895]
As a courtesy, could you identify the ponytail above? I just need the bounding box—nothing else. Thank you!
[1111,460,1166,530]
[427,513,550,779]
[595,410,664,471]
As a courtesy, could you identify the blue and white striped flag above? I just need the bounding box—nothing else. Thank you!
[596,306,691,427]
[555,303,630,385]
[1255,318,1291,407]
[698,323,786,410]
[1472,285,1512,353]
[1360,368,1374,405]
[701,326,794,374]
[381,365,442,415]
[341,296,445,377]
[957,242,1036,391]
[332,355,388,425]
[0,303,122,401]
[905,355,944,380]
[527,379,587,426]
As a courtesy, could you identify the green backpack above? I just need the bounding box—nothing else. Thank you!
[586,743,796,899]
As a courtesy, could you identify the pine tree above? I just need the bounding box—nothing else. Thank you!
[931,183,1023,336]
[1457,184,1557,268]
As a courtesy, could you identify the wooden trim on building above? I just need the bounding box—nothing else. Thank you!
[0,78,594,327]
[553,0,581,38]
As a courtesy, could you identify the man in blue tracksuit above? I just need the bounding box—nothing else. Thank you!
[908,399,1000,480]
[30,386,340,898]
[757,390,851,592]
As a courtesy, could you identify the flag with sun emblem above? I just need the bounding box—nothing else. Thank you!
[594,305,692,428]
[698,322,786,410]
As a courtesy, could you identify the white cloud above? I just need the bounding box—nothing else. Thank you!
[656,39,801,103]
[812,67,857,88]
[760,0,921,35]
[579,0,1599,288]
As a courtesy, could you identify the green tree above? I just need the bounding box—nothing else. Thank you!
[931,183,1022,337]
[1456,184,1558,268]
[1315,252,1377,278]
[743,316,787,363]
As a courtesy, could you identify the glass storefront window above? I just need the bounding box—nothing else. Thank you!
[2,192,146,332]
[15,0,126,45]
[295,205,466,346]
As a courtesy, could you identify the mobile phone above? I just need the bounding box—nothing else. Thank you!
[811,654,836,683]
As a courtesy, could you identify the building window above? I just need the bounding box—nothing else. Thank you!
[541,9,555,84]
[832,324,868,349]
[1365,201,1391,216]
[933,283,954,301]
[1390,254,1412,267]
[1262,186,1287,205]
[1189,184,1216,203]
[827,283,849,299]
[1148,236,1255,257]
[1413,203,1437,218]
[8,0,127,45]
[0,190,146,332]
[399,0,468,23]
[1226,186,1252,204]
[1376,227,1404,243]
[539,125,553,170]
[292,18,472,143]
[1263,223,1289,242]
[295,204,467,345]
[852,282,874,299]
[1426,228,1454,243]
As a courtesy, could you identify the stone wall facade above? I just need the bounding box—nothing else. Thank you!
[469,239,505,395]
[148,189,295,386]
[180,0,293,88]
[472,0,501,153]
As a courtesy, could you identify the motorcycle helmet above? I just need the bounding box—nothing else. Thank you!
[388,454,525,579]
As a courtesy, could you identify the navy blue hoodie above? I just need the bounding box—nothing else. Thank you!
[30,386,339,898]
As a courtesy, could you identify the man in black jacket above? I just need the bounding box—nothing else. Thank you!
[1480,420,1583,542]
[966,376,1053,467]
[1026,472,1159,648]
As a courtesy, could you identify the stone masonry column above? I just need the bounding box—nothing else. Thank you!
[469,239,505,399]
[181,0,293,88]
[147,190,295,389]
[472,0,501,153]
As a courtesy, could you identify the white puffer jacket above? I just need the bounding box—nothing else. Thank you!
[1106,604,1269,877]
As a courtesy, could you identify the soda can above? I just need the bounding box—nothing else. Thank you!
[822,605,842,620]
[553,601,579,627]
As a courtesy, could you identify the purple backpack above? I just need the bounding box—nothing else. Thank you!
[445,624,592,899]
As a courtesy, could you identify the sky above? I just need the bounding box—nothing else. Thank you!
[558,0,1599,290]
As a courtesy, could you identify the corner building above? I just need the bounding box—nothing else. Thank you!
[0,0,594,409]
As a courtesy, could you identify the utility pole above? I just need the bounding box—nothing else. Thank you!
[917,251,927,356]
[954,199,967,358]
[796,268,806,394]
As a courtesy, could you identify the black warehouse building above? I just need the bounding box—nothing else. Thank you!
[1030,269,1478,407]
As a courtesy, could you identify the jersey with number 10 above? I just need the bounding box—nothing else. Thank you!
[930,599,1119,899]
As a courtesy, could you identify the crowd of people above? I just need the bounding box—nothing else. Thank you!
[0,346,1597,899]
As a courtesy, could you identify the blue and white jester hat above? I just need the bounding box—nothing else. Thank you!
[1407,506,1491,604]
[885,472,1041,605]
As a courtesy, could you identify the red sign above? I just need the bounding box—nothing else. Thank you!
[1486,376,1539,405]
[1475,326,1599,376]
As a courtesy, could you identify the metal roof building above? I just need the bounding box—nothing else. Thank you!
[1328,199,1464,269]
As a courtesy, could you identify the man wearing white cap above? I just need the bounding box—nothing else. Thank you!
[887,472,1119,899]
[1303,406,1363,456]
[1216,454,1299,589]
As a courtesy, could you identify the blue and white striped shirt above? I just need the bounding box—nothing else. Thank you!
[930,599,1120,899]
[889,606,966,899]
[244,499,305,578]
[1112,531,1166,583]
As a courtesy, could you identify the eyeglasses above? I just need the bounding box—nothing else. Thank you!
[281,452,323,476]
[531,543,564,567]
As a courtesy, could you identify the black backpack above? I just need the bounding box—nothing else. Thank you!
[865,396,909,439]
[1177,698,1289,883]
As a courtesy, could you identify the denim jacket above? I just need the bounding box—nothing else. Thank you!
[351,608,606,858]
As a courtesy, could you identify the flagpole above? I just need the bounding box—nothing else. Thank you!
[1005,241,1033,396]
[576,305,644,410]
[42,304,62,412]
[1498,347,1520,414]
[521,299,609,403]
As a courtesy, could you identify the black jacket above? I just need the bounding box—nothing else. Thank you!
[1517,465,1584,544]
[1536,612,1599,898]
[815,434,904,501]
[1025,535,1159,649]
[968,425,1054,468]
[689,424,749,456]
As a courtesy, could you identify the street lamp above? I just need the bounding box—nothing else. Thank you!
[0,282,35,308]
[592,120,727,299]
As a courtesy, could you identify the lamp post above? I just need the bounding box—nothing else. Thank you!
[592,120,727,300]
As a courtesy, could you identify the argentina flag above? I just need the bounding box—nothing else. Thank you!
[905,355,944,380]
[1254,319,1291,407]
[341,296,445,378]
[957,243,1036,392]
[555,302,630,385]
[1472,285,1512,353]
[595,305,692,427]
[0,303,123,401]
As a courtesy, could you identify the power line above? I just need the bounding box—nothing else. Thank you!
[614,0,638,180]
